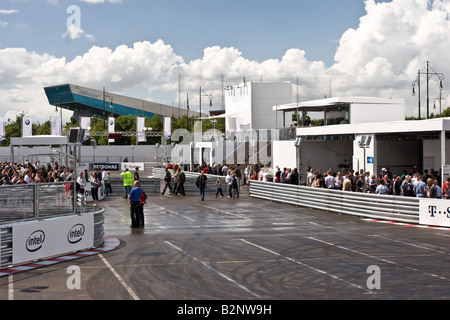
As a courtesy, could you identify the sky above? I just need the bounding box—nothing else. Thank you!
[0,0,449,124]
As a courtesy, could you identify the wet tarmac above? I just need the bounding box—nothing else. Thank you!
[2,185,450,304]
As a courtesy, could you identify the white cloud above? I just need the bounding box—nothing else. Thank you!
[329,0,450,116]
[79,0,122,3]
[62,25,95,42]
[2,0,450,123]
[0,9,19,15]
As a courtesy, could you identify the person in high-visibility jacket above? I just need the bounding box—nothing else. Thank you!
[121,168,134,198]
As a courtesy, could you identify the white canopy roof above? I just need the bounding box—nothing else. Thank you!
[10,135,68,146]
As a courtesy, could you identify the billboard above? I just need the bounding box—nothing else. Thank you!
[12,214,95,265]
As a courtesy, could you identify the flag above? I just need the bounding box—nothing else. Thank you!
[108,117,115,143]
[136,117,146,142]
[51,117,62,136]
[164,117,172,141]
[0,117,5,142]
[22,117,32,137]
[80,117,91,142]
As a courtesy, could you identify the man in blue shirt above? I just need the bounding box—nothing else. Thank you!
[413,175,427,198]
[128,181,143,228]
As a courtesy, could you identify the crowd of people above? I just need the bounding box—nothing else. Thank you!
[300,166,448,198]
[0,160,115,203]
[183,161,449,199]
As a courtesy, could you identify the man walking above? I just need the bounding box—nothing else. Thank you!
[128,181,143,228]
[177,168,186,196]
[161,167,173,195]
[197,171,207,201]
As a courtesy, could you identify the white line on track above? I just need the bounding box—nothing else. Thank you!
[165,240,261,299]
[201,205,251,220]
[308,237,450,281]
[369,234,447,254]
[153,204,196,222]
[239,238,373,294]
[99,253,140,300]
[8,275,13,300]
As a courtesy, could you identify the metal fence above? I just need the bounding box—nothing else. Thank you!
[248,180,420,223]
[150,168,421,223]
[0,182,77,224]
[151,167,227,194]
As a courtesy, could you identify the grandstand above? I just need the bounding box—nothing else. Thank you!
[44,84,202,121]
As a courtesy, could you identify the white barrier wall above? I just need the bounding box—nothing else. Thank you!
[11,213,95,265]
[419,199,450,227]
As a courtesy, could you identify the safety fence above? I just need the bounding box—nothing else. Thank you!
[151,167,227,194]
[0,182,105,269]
[150,168,421,223]
[249,180,420,223]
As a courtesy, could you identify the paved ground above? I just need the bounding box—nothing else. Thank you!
[2,184,450,305]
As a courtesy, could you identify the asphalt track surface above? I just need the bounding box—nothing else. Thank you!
[2,186,450,304]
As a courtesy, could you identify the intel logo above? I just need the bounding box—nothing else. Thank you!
[68,224,85,244]
[26,230,45,252]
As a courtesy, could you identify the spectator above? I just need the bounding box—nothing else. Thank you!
[401,176,414,197]
[413,175,427,198]
[375,179,389,195]
[289,168,299,185]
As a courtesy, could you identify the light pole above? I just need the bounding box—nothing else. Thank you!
[412,61,444,119]
[199,86,213,137]
[103,87,114,129]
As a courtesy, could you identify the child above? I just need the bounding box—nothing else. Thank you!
[215,178,223,198]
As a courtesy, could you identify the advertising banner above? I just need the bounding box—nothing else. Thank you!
[121,162,144,171]
[419,199,450,227]
[12,214,95,265]
[83,182,105,202]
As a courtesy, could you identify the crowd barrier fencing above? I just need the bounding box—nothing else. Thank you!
[151,167,420,223]
[248,180,420,223]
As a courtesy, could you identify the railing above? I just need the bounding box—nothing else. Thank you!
[151,168,420,223]
[249,180,420,223]
[0,182,76,224]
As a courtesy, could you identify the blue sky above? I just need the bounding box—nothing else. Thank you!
[0,0,449,123]
[1,0,371,67]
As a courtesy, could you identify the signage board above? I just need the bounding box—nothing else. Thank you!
[121,162,144,171]
[419,199,450,227]
[12,214,94,265]
[94,163,120,171]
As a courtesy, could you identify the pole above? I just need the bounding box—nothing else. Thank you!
[426,61,430,119]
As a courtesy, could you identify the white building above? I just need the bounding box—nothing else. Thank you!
[224,81,292,133]
[274,96,450,184]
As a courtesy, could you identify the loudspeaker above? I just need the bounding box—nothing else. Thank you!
[68,128,80,143]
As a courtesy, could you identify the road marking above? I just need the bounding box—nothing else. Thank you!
[165,241,261,299]
[8,275,13,300]
[99,253,140,300]
[201,205,251,220]
[369,234,447,254]
[239,238,373,294]
[309,237,449,281]
[153,204,196,222]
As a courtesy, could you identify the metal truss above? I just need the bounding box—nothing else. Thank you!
[89,131,164,137]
